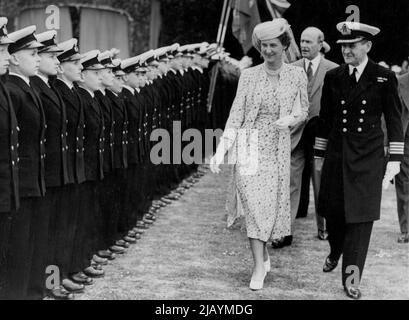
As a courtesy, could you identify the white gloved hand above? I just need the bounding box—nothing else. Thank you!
[382,161,401,189]
[209,150,225,174]
[273,115,297,131]
[314,156,325,172]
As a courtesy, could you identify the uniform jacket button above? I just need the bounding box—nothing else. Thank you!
[343,128,347,132]
[343,110,347,114]
[359,118,364,123]
[357,127,362,132]
[362,100,367,105]
[343,119,347,123]
[361,109,365,114]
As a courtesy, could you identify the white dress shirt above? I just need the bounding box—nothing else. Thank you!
[348,55,369,82]
[304,54,321,77]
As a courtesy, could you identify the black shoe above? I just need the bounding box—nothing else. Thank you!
[83,266,105,278]
[70,272,94,285]
[116,239,130,248]
[49,286,74,300]
[323,255,339,272]
[62,279,85,293]
[97,250,116,260]
[344,286,362,299]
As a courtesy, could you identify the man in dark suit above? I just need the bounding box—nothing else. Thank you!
[3,25,46,300]
[282,27,338,248]
[315,21,404,299]
[396,72,409,243]
[31,30,81,299]
[0,17,19,300]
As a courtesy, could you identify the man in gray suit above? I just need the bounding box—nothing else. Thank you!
[272,27,338,248]
[396,72,409,243]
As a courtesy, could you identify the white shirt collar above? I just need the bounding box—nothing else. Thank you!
[304,54,321,76]
[98,89,106,96]
[349,55,369,81]
[122,84,135,94]
[135,88,141,93]
[9,72,31,86]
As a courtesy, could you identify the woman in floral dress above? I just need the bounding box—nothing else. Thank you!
[210,18,309,290]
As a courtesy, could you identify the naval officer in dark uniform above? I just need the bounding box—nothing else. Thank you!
[0,17,19,300]
[4,25,46,300]
[52,39,98,286]
[29,30,76,299]
[315,21,404,299]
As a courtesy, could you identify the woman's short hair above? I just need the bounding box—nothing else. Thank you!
[252,18,292,52]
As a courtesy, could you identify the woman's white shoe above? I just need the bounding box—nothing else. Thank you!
[249,268,267,291]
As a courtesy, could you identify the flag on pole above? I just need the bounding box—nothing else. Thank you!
[231,0,300,62]
[231,0,261,54]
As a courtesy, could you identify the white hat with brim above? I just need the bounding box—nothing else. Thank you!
[7,25,44,54]
[36,30,63,53]
[336,21,380,44]
[57,38,81,62]
[80,50,105,70]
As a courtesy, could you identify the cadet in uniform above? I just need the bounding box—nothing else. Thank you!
[106,58,139,246]
[77,50,110,276]
[30,30,76,299]
[0,17,19,300]
[4,25,46,300]
[95,51,126,255]
[52,39,96,287]
[315,22,404,299]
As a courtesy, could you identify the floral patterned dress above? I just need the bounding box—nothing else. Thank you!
[221,63,309,242]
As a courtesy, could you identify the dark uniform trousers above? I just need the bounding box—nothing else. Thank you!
[0,80,19,299]
[4,75,46,300]
[317,61,404,287]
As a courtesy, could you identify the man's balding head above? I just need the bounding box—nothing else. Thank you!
[300,27,324,60]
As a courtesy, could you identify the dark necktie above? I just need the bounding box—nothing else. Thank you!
[306,61,313,82]
[350,67,358,86]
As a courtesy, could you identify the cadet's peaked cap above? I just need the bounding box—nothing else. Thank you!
[98,50,115,68]
[154,47,169,61]
[36,30,63,53]
[57,38,81,62]
[336,21,380,44]
[0,17,14,45]
[80,50,104,70]
[8,25,44,54]
[112,58,125,76]
[121,56,139,73]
